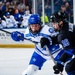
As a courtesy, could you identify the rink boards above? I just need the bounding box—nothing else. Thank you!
[0,28,34,48]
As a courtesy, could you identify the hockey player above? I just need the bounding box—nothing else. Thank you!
[50,11,75,75]
[11,14,60,75]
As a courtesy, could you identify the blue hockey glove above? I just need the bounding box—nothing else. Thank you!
[53,63,64,74]
[40,37,50,48]
[11,31,24,41]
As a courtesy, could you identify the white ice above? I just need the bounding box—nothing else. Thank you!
[0,48,67,75]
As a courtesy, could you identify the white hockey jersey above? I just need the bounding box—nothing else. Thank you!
[22,14,31,27]
[24,25,59,60]
[4,15,18,28]
[0,20,6,28]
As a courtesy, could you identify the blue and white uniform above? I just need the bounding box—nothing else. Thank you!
[0,20,6,28]
[4,12,18,28]
[22,14,31,28]
[24,25,59,66]
[11,14,60,75]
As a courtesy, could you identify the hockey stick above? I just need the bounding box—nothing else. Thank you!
[0,28,11,34]
[0,28,39,44]
[46,45,63,75]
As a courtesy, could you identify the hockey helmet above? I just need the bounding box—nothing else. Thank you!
[28,14,41,25]
[50,11,66,23]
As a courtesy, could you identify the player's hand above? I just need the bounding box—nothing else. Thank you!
[40,37,50,48]
[53,63,63,74]
[11,31,24,41]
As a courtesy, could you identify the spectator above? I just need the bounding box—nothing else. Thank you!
[37,1,42,16]
[19,16,28,28]
[60,5,69,21]
[65,1,73,23]
[1,2,6,16]
[3,12,18,28]
[0,17,6,28]
[45,2,51,18]
[0,1,3,17]
[40,12,49,24]
[9,1,15,9]
[17,1,25,15]
[13,8,21,21]
[23,11,31,28]
[25,5,30,15]
[54,0,61,12]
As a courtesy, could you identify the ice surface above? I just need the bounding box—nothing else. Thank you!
[0,48,66,75]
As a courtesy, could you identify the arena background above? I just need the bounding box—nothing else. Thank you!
[0,0,74,48]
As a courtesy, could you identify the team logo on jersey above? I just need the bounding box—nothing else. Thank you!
[62,38,70,47]
[33,58,36,62]
[49,28,54,33]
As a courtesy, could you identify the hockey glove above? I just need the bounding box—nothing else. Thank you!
[65,58,75,74]
[40,37,50,48]
[11,31,24,41]
[53,63,64,74]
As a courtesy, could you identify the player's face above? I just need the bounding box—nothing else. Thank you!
[52,22,60,30]
[29,24,40,32]
[7,15,10,18]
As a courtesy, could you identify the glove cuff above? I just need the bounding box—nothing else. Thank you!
[56,60,64,66]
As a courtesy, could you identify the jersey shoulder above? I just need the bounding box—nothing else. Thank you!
[41,25,55,35]
[24,27,30,34]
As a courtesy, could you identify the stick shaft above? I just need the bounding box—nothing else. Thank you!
[0,28,39,43]
[47,46,63,75]
[0,28,11,34]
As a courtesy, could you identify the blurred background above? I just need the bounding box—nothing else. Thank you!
[0,0,74,47]
[0,0,74,25]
